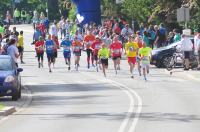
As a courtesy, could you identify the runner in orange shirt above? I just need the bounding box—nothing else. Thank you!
[72,36,83,71]
[84,30,96,69]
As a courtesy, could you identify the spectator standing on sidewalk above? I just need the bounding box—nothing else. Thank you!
[148,25,156,49]
[194,32,200,70]
[21,9,27,24]
[17,31,25,64]
[173,29,181,42]
[6,11,12,25]
[154,24,167,48]
[14,8,20,24]
[180,34,193,70]
[7,38,19,67]
[167,31,174,44]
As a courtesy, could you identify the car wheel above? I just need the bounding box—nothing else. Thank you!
[18,84,21,99]
[161,55,171,68]
[18,78,22,99]
[12,92,19,101]
[155,61,163,68]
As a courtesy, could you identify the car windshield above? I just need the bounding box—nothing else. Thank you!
[0,59,13,71]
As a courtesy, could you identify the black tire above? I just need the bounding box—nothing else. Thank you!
[12,92,18,101]
[155,61,163,68]
[18,77,22,99]
[164,56,175,71]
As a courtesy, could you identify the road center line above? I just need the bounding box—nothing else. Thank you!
[80,72,142,132]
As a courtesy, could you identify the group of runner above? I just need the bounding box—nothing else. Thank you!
[32,17,152,80]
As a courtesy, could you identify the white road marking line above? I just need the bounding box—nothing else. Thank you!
[109,80,142,132]
[80,72,143,132]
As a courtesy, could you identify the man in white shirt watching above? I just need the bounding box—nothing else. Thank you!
[180,34,193,70]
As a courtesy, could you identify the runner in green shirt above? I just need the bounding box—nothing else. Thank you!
[98,43,110,77]
[139,42,152,81]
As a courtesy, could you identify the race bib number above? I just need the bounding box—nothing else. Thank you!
[47,45,53,50]
[38,46,44,51]
[101,56,107,59]
[95,45,101,49]
[86,41,92,46]
[129,46,134,52]
[142,57,149,61]
[74,46,80,52]
[64,46,70,51]
[113,49,120,54]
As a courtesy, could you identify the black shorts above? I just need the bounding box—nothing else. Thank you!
[37,52,44,61]
[17,46,24,53]
[184,51,190,59]
[74,51,81,56]
[101,58,108,66]
[112,56,121,60]
[54,51,58,58]
[94,55,98,61]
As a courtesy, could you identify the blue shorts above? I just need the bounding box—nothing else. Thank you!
[46,53,54,62]
[63,52,71,58]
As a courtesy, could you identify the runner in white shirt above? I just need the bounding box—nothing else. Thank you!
[51,22,59,37]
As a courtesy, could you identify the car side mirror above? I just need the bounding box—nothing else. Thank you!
[17,68,23,73]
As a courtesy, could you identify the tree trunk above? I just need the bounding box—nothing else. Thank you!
[48,0,60,20]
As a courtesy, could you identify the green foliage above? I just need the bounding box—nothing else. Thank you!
[68,4,76,21]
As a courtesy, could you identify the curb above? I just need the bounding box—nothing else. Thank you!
[0,107,16,116]
[0,85,32,119]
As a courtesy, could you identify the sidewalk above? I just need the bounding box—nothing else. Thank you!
[0,87,31,119]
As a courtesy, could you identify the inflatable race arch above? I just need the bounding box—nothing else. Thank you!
[72,0,101,25]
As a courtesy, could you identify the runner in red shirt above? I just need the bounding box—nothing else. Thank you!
[52,35,60,67]
[35,36,45,68]
[91,36,102,72]
[84,30,96,69]
[109,35,122,74]
[38,22,46,39]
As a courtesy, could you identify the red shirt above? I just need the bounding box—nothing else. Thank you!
[72,41,82,52]
[91,40,101,55]
[53,39,59,51]
[84,34,96,49]
[35,41,44,53]
[134,37,143,48]
[38,24,45,33]
[109,41,122,57]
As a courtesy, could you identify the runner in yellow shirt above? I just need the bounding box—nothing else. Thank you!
[98,43,110,77]
[139,42,152,81]
[17,31,25,64]
[125,36,139,78]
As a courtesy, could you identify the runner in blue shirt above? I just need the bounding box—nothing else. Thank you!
[61,35,72,70]
[45,35,55,73]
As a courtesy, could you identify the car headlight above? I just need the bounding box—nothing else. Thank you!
[4,75,15,83]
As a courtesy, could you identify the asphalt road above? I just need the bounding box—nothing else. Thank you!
[0,24,200,132]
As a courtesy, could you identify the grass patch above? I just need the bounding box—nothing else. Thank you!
[0,104,4,110]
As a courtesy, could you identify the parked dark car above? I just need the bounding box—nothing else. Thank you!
[151,37,194,68]
[0,55,23,100]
